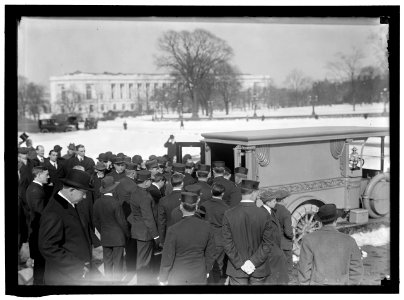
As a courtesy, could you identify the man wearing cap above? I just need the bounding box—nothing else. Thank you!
[129,170,160,284]
[38,169,95,285]
[170,183,202,226]
[297,204,363,285]
[222,179,274,285]
[234,167,248,185]
[271,189,294,276]
[183,161,197,187]
[200,183,229,283]
[158,173,184,246]
[145,159,160,180]
[109,155,127,181]
[195,164,212,204]
[259,190,289,284]
[164,135,177,163]
[93,176,129,281]
[63,143,76,160]
[159,192,215,285]
[212,161,241,208]
[26,166,50,285]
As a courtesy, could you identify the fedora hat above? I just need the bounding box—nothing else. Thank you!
[53,145,63,152]
[146,159,159,170]
[184,184,202,195]
[99,176,120,194]
[136,170,151,183]
[235,167,248,177]
[315,204,343,223]
[60,169,94,191]
[123,156,132,164]
[132,155,143,165]
[67,143,76,150]
[94,161,106,171]
[240,179,259,191]
[96,153,107,162]
[19,132,29,142]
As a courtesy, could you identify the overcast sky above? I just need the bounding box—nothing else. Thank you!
[18,17,388,88]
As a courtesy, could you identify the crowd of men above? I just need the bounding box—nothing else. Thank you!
[17,133,364,286]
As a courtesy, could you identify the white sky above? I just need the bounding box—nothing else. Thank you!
[18,17,388,87]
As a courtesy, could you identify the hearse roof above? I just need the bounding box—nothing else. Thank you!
[201,126,389,146]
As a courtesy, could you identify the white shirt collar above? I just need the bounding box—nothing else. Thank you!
[33,180,43,186]
[152,182,160,189]
[37,155,44,161]
[262,204,272,214]
[104,193,113,196]
[173,187,182,191]
[58,191,75,208]
[240,200,255,203]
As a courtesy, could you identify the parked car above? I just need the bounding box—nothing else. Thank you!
[38,119,76,133]
[178,126,390,256]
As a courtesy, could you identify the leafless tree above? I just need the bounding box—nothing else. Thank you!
[155,29,233,118]
[284,69,312,107]
[327,47,364,111]
[56,85,84,114]
[214,63,241,115]
[18,76,47,120]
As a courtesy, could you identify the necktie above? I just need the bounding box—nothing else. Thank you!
[54,162,58,169]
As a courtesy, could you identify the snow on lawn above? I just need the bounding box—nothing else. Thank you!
[351,225,390,247]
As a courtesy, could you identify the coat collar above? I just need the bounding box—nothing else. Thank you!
[319,224,338,232]
[239,201,256,206]
[54,193,78,217]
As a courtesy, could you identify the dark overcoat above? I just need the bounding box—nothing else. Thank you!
[159,215,216,284]
[158,189,182,244]
[183,173,196,188]
[213,176,241,208]
[196,180,212,204]
[64,155,95,175]
[222,201,274,278]
[38,193,92,285]
[93,194,129,247]
[200,197,229,247]
[273,203,294,251]
[298,225,364,285]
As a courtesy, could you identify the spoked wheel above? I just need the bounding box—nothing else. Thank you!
[291,203,322,257]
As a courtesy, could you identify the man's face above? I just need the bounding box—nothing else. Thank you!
[150,167,158,176]
[37,170,50,184]
[37,146,44,157]
[26,139,32,147]
[77,147,85,158]
[144,179,152,189]
[68,149,75,155]
[49,151,58,162]
[267,199,277,209]
[18,153,27,166]
[114,163,126,174]
[69,188,87,204]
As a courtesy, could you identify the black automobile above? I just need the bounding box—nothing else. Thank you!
[38,119,76,133]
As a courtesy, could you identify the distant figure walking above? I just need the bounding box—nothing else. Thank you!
[164,135,176,163]
[261,115,265,121]
[180,119,184,130]
[123,121,127,130]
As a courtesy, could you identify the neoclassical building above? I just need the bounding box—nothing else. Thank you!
[49,71,271,116]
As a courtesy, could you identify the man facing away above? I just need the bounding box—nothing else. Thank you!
[222,179,274,285]
[297,203,364,285]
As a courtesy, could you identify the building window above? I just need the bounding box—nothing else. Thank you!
[129,84,133,99]
[122,104,125,110]
[58,84,65,100]
[131,103,135,110]
[137,83,142,90]
[113,104,116,110]
[154,83,158,90]
[101,104,104,111]
[146,83,150,90]
[111,84,116,99]
[86,84,93,100]
[120,84,124,99]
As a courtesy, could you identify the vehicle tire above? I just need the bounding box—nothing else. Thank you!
[41,129,49,133]
[291,203,322,257]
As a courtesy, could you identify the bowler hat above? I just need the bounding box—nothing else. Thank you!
[105,151,113,161]
[53,145,63,152]
[235,167,248,177]
[99,176,120,194]
[136,170,151,183]
[60,169,94,191]
[184,184,202,195]
[213,161,226,168]
[94,161,106,171]
[97,153,107,162]
[181,192,198,205]
[198,164,211,173]
[146,159,159,170]
[132,155,143,165]
[315,204,343,223]
[172,163,186,173]
[240,179,259,191]
[67,143,76,150]
[20,132,29,142]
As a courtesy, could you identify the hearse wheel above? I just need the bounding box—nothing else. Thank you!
[41,129,49,133]
[291,203,322,257]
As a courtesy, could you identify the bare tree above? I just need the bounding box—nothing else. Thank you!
[327,47,364,111]
[18,75,29,118]
[284,69,312,107]
[155,29,234,118]
[214,63,241,115]
[26,83,46,120]
[367,26,389,76]
[56,85,84,113]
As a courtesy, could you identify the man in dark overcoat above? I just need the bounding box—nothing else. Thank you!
[93,176,129,281]
[157,173,184,245]
[195,164,212,204]
[297,204,364,285]
[200,183,229,283]
[169,183,202,227]
[212,161,241,208]
[159,192,215,285]
[26,166,50,285]
[43,149,63,196]
[222,180,274,285]
[183,162,197,187]
[128,170,160,284]
[163,134,176,163]
[109,155,127,181]
[38,169,95,285]
[64,144,95,175]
